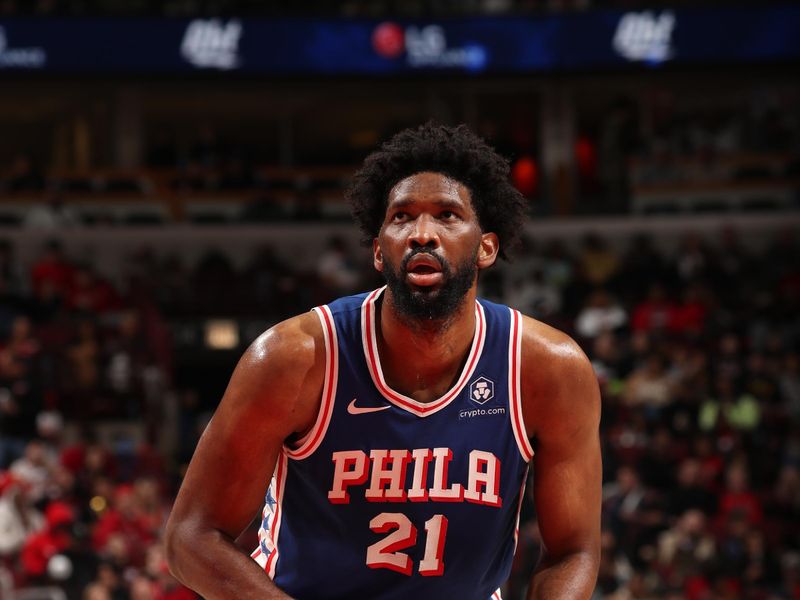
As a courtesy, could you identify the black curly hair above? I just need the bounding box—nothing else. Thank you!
[345,122,529,260]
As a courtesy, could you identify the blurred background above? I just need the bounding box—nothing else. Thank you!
[0,1,799,599]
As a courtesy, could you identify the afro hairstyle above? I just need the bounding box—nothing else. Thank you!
[345,122,529,260]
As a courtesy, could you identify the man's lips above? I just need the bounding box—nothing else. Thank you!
[406,254,442,273]
[406,271,443,286]
[404,253,443,287]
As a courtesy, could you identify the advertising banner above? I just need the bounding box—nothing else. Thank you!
[1,7,799,75]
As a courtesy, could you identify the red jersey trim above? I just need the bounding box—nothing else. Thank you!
[508,309,534,461]
[284,305,338,460]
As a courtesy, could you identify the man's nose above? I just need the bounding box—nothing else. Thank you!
[408,214,440,249]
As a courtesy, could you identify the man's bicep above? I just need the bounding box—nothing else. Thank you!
[171,317,323,539]
[529,343,602,558]
[532,417,601,556]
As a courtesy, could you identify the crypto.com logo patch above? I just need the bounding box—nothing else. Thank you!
[469,376,495,405]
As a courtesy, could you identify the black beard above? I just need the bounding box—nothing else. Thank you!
[382,246,477,322]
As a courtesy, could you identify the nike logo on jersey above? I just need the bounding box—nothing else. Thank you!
[347,399,391,415]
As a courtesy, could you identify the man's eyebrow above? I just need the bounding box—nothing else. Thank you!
[387,197,465,210]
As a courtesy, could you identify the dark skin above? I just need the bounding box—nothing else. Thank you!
[165,171,601,599]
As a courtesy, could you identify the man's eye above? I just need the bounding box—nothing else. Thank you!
[392,212,409,221]
[441,211,456,220]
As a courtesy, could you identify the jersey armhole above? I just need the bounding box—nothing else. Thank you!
[283,305,338,460]
[508,308,534,462]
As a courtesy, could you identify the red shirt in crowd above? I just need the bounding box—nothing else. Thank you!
[31,257,74,298]
[20,502,75,580]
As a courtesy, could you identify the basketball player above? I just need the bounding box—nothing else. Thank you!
[165,124,601,599]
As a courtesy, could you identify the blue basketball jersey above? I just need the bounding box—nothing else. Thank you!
[252,287,534,600]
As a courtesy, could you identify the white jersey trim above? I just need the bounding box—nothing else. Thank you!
[508,308,534,461]
[513,466,530,550]
[361,287,487,418]
[254,452,288,579]
[284,305,338,460]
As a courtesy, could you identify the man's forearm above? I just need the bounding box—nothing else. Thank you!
[527,549,599,600]
[166,524,294,600]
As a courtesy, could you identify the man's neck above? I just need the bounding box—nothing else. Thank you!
[376,288,477,403]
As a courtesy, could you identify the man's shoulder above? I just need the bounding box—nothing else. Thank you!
[250,289,379,371]
[247,311,325,372]
[517,313,588,374]
[516,313,598,433]
[226,311,326,430]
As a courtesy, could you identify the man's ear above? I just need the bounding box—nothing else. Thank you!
[373,238,384,272]
[477,232,499,270]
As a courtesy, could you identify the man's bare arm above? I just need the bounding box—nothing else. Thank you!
[164,312,325,600]
[521,318,602,600]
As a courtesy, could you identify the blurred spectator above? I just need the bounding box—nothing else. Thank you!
[63,319,102,419]
[506,267,561,320]
[675,234,710,283]
[717,462,763,527]
[630,284,676,335]
[740,528,781,592]
[0,239,27,298]
[143,543,196,600]
[699,375,760,433]
[0,316,44,463]
[20,501,75,583]
[541,240,574,291]
[579,234,620,287]
[779,552,800,600]
[92,484,156,568]
[623,353,672,419]
[317,236,360,298]
[23,189,82,230]
[91,561,128,599]
[595,531,631,597]
[0,470,42,558]
[30,240,75,302]
[667,458,716,517]
[575,289,627,340]
[656,510,715,587]
[637,426,680,490]
[103,311,152,418]
[83,582,112,600]
[9,439,56,504]
[66,265,121,315]
[780,353,800,422]
[715,333,744,382]
[602,570,655,600]
[603,463,667,572]
[670,283,708,337]
[617,235,672,300]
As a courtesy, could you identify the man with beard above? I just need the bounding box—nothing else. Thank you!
[165,124,601,600]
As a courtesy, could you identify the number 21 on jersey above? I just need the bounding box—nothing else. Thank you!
[366,513,448,576]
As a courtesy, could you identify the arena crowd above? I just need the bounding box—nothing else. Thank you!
[0,225,798,599]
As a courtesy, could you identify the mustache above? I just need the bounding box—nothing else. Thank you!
[400,248,447,272]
